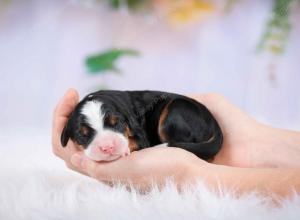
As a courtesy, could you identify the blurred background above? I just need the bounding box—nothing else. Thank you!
[0,0,299,141]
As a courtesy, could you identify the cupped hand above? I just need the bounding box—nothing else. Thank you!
[51,89,87,175]
[190,94,270,167]
[51,89,210,189]
[52,89,274,189]
[70,146,207,190]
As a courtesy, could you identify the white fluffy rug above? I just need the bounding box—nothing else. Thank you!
[0,129,300,220]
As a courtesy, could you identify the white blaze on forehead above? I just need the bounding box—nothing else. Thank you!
[81,101,104,131]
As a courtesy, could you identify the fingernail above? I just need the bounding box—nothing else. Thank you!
[71,154,82,167]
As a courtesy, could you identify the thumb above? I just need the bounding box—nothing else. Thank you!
[71,153,99,178]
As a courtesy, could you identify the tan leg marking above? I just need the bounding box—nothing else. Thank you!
[158,101,173,142]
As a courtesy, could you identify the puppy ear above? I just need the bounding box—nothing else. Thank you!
[127,116,150,148]
[60,120,71,147]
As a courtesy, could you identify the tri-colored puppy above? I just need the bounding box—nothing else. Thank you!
[61,90,223,161]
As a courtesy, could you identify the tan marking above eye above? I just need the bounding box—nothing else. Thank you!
[80,126,89,136]
[106,115,119,126]
[123,125,138,152]
[128,137,138,152]
[125,125,134,137]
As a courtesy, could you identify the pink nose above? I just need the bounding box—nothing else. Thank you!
[92,136,122,156]
[99,145,115,154]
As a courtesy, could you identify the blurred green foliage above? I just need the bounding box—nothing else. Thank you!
[85,48,139,74]
[257,0,296,54]
[108,0,150,11]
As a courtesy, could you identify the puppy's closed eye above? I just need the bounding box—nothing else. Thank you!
[79,125,89,136]
[105,115,119,126]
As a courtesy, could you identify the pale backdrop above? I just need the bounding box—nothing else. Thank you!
[0,0,299,135]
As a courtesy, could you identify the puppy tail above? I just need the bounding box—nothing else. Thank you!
[168,128,223,160]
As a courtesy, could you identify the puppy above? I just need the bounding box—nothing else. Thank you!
[61,90,223,161]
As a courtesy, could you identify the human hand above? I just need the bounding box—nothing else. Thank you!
[70,145,208,190]
[52,89,300,189]
[190,93,300,168]
[51,89,209,189]
[51,90,266,172]
[51,88,87,175]
[189,93,261,167]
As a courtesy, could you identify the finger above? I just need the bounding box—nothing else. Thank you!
[188,93,225,108]
[65,161,89,176]
[188,93,209,103]
[52,88,79,144]
[53,88,79,131]
[71,153,99,178]
[71,153,133,181]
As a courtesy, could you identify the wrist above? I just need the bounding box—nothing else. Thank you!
[185,159,218,185]
[253,124,300,168]
[187,162,251,195]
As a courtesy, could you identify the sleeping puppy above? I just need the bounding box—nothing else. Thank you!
[61,90,223,161]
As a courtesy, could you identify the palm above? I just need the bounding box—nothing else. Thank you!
[191,94,263,167]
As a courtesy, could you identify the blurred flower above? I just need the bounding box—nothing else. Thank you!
[154,0,215,24]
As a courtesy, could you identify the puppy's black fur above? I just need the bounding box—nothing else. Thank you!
[61,90,223,160]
